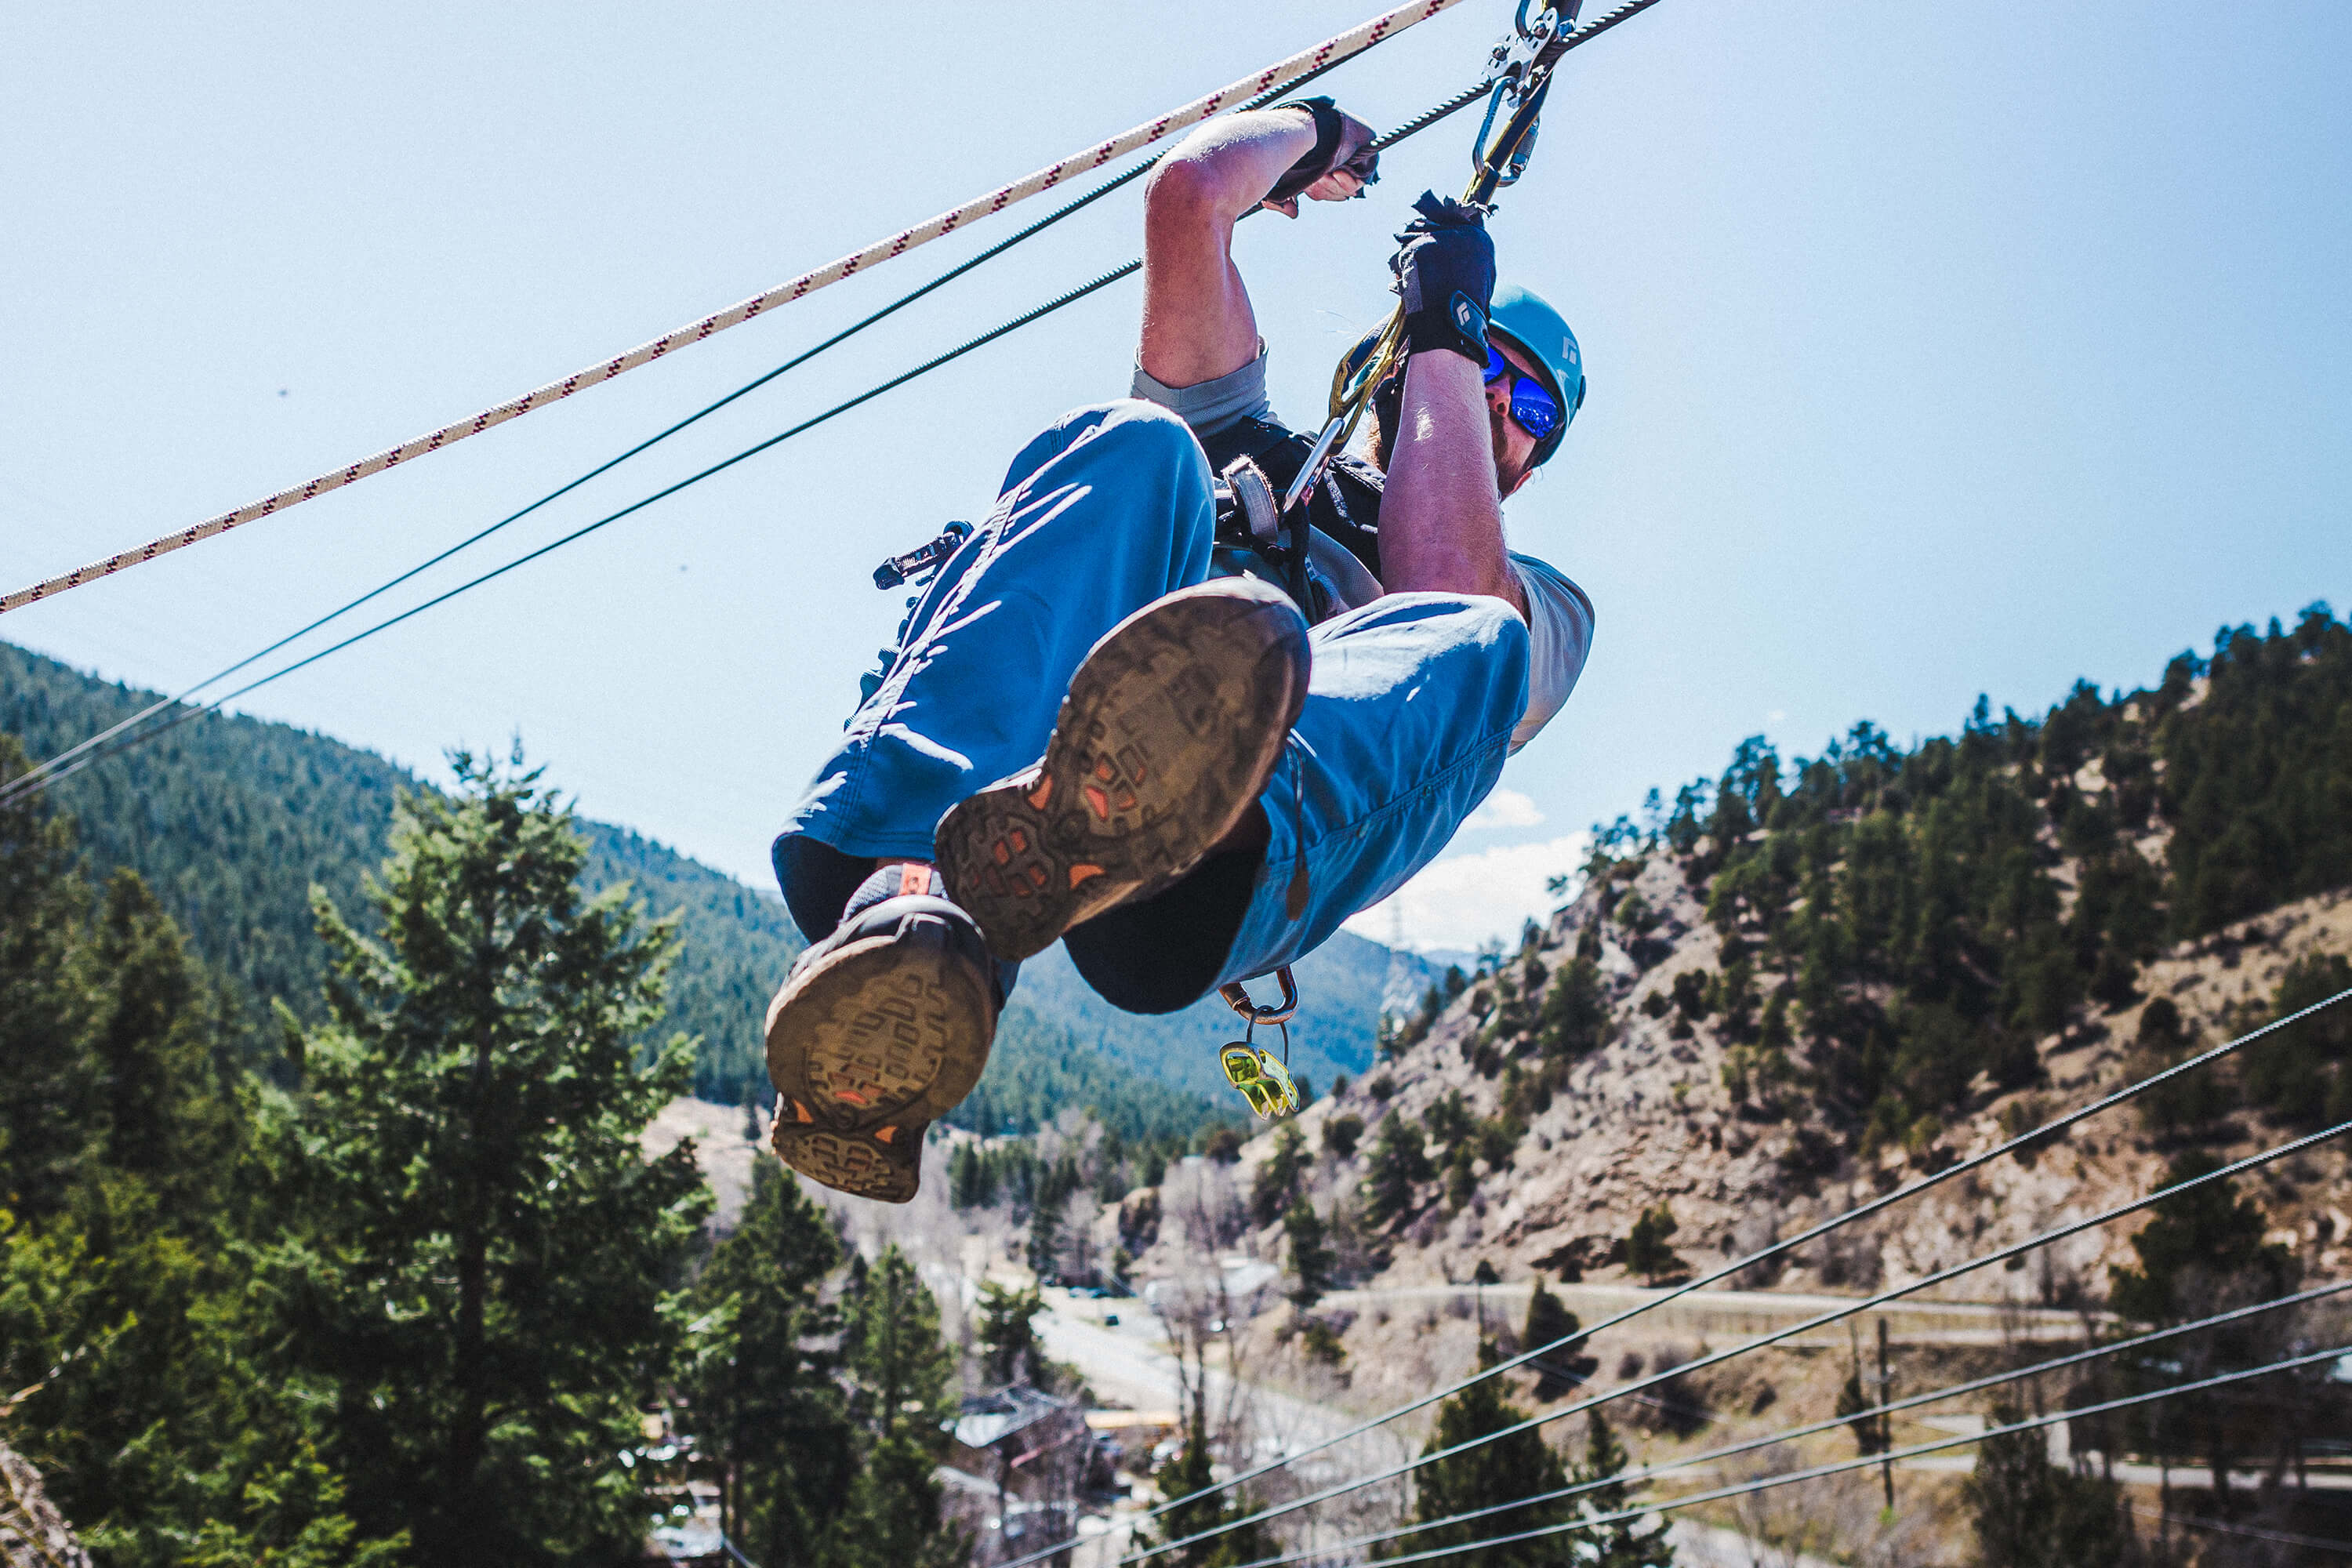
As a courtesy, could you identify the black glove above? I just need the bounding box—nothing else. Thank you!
[1263,97,1379,208]
[1388,191,1494,364]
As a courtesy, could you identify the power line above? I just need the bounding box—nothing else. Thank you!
[1215,1276,2352,1568]
[1344,1341,2352,1568]
[2129,1508,2352,1558]
[0,40,1383,805]
[1122,1109,2352,1563]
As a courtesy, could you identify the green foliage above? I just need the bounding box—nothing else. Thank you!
[1963,1402,2131,1567]
[1323,1112,1365,1160]
[1572,1411,1675,1566]
[1360,1111,1432,1229]
[0,639,1236,1138]
[976,1281,1045,1385]
[2163,608,2352,933]
[2240,951,2352,1126]
[834,1245,964,1568]
[1521,1281,1586,1401]
[1142,1410,1266,1568]
[1251,1122,1308,1226]
[687,1160,855,1562]
[1384,1342,1570,1566]
[264,755,711,1563]
[1283,1197,1334,1308]
[1624,1204,1682,1285]
[2107,1152,2296,1324]
[1608,606,2352,1164]
[0,735,398,1564]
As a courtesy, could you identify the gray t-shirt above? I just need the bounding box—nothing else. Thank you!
[1132,350,1594,753]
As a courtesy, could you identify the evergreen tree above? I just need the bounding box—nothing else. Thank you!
[1141,1410,1265,1568]
[1521,1282,1585,1400]
[1386,1341,1569,1566]
[833,1245,963,1568]
[1361,1111,1432,1229]
[1963,1402,2130,1567]
[688,1160,857,1566]
[977,1281,1045,1385]
[1283,1197,1333,1308]
[2107,1152,2295,1323]
[1624,1205,1682,1284]
[1250,1121,1308,1226]
[1571,1411,1674,1567]
[267,754,710,1565]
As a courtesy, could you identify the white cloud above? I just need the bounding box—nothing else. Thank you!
[1461,786,1545,831]
[1342,832,1592,954]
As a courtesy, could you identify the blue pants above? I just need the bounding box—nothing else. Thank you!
[773,400,1529,1011]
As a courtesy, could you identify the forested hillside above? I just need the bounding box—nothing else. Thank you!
[0,641,1422,1139]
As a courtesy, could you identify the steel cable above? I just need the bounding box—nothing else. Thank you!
[1340,1341,2352,1568]
[1213,1276,2352,1568]
[0,0,1478,615]
[1121,1107,2352,1563]
[1,49,1516,808]
[0,44,1385,805]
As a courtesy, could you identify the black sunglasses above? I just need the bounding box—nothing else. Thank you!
[1483,341,1563,443]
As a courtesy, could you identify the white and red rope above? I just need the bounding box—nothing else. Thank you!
[1,0,1468,617]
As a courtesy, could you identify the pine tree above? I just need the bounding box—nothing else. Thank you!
[1250,1122,1308,1225]
[1361,1111,1432,1229]
[1521,1281,1585,1400]
[1965,1402,2130,1568]
[1385,1341,1569,1566]
[1283,1197,1333,1308]
[688,1160,858,1563]
[977,1281,1045,1386]
[1572,1411,1675,1567]
[831,1245,964,1568]
[267,754,710,1565]
[1624,1205,1682,1284]
[1141,1410,1265,1568]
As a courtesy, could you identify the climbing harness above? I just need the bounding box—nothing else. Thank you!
[0,0,1475,619]
[872,521,971,590]
[1218,970,1301,1119]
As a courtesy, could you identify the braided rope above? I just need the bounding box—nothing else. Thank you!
[0,0,1470,617]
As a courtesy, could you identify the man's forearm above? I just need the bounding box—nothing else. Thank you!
[1139,111,1319,389]
[1378,351,1528,615]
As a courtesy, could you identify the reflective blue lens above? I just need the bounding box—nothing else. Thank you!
[1483,343,1562,441]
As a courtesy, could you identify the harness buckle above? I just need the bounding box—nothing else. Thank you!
[873,521,972,590]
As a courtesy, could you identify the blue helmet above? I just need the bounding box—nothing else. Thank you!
[1333,281,1588,469]
[1486,282,1585,466]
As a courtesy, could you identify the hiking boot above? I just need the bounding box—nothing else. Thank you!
[764,864,999,1203]
[936,578,1312,963]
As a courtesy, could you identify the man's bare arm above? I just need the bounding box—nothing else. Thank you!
[1379,350,1528,616]
[1139,107,1373,390]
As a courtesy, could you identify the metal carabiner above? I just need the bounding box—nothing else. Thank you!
[1219,965,1300,1027]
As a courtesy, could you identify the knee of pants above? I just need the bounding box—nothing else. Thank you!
[1001,399,1217,558]
[1361,590,1534,741]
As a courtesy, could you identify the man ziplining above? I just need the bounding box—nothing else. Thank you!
[763,96,1597,1201]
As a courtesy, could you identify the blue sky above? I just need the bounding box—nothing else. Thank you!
[5,2,2347,950]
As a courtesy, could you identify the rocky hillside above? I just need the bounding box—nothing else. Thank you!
[1134,607,2352,1345]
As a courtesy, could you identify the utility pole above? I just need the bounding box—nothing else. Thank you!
[1877,1316,1895,1512]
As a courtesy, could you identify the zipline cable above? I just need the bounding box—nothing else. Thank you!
[0,0,1478,617]
[1,48,1529,809]
[1120,1107,2352,1563]
[1213,1276,2352,1568]
[0,43,1379,804]
[1330,1341,2352,1568]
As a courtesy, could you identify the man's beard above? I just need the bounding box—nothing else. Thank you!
[1490,403,1531,495]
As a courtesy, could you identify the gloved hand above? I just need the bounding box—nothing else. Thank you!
[1388,191,1495,363]
[1261,98,1378,216]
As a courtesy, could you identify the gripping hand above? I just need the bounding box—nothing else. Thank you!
[1389,191,1495,363]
